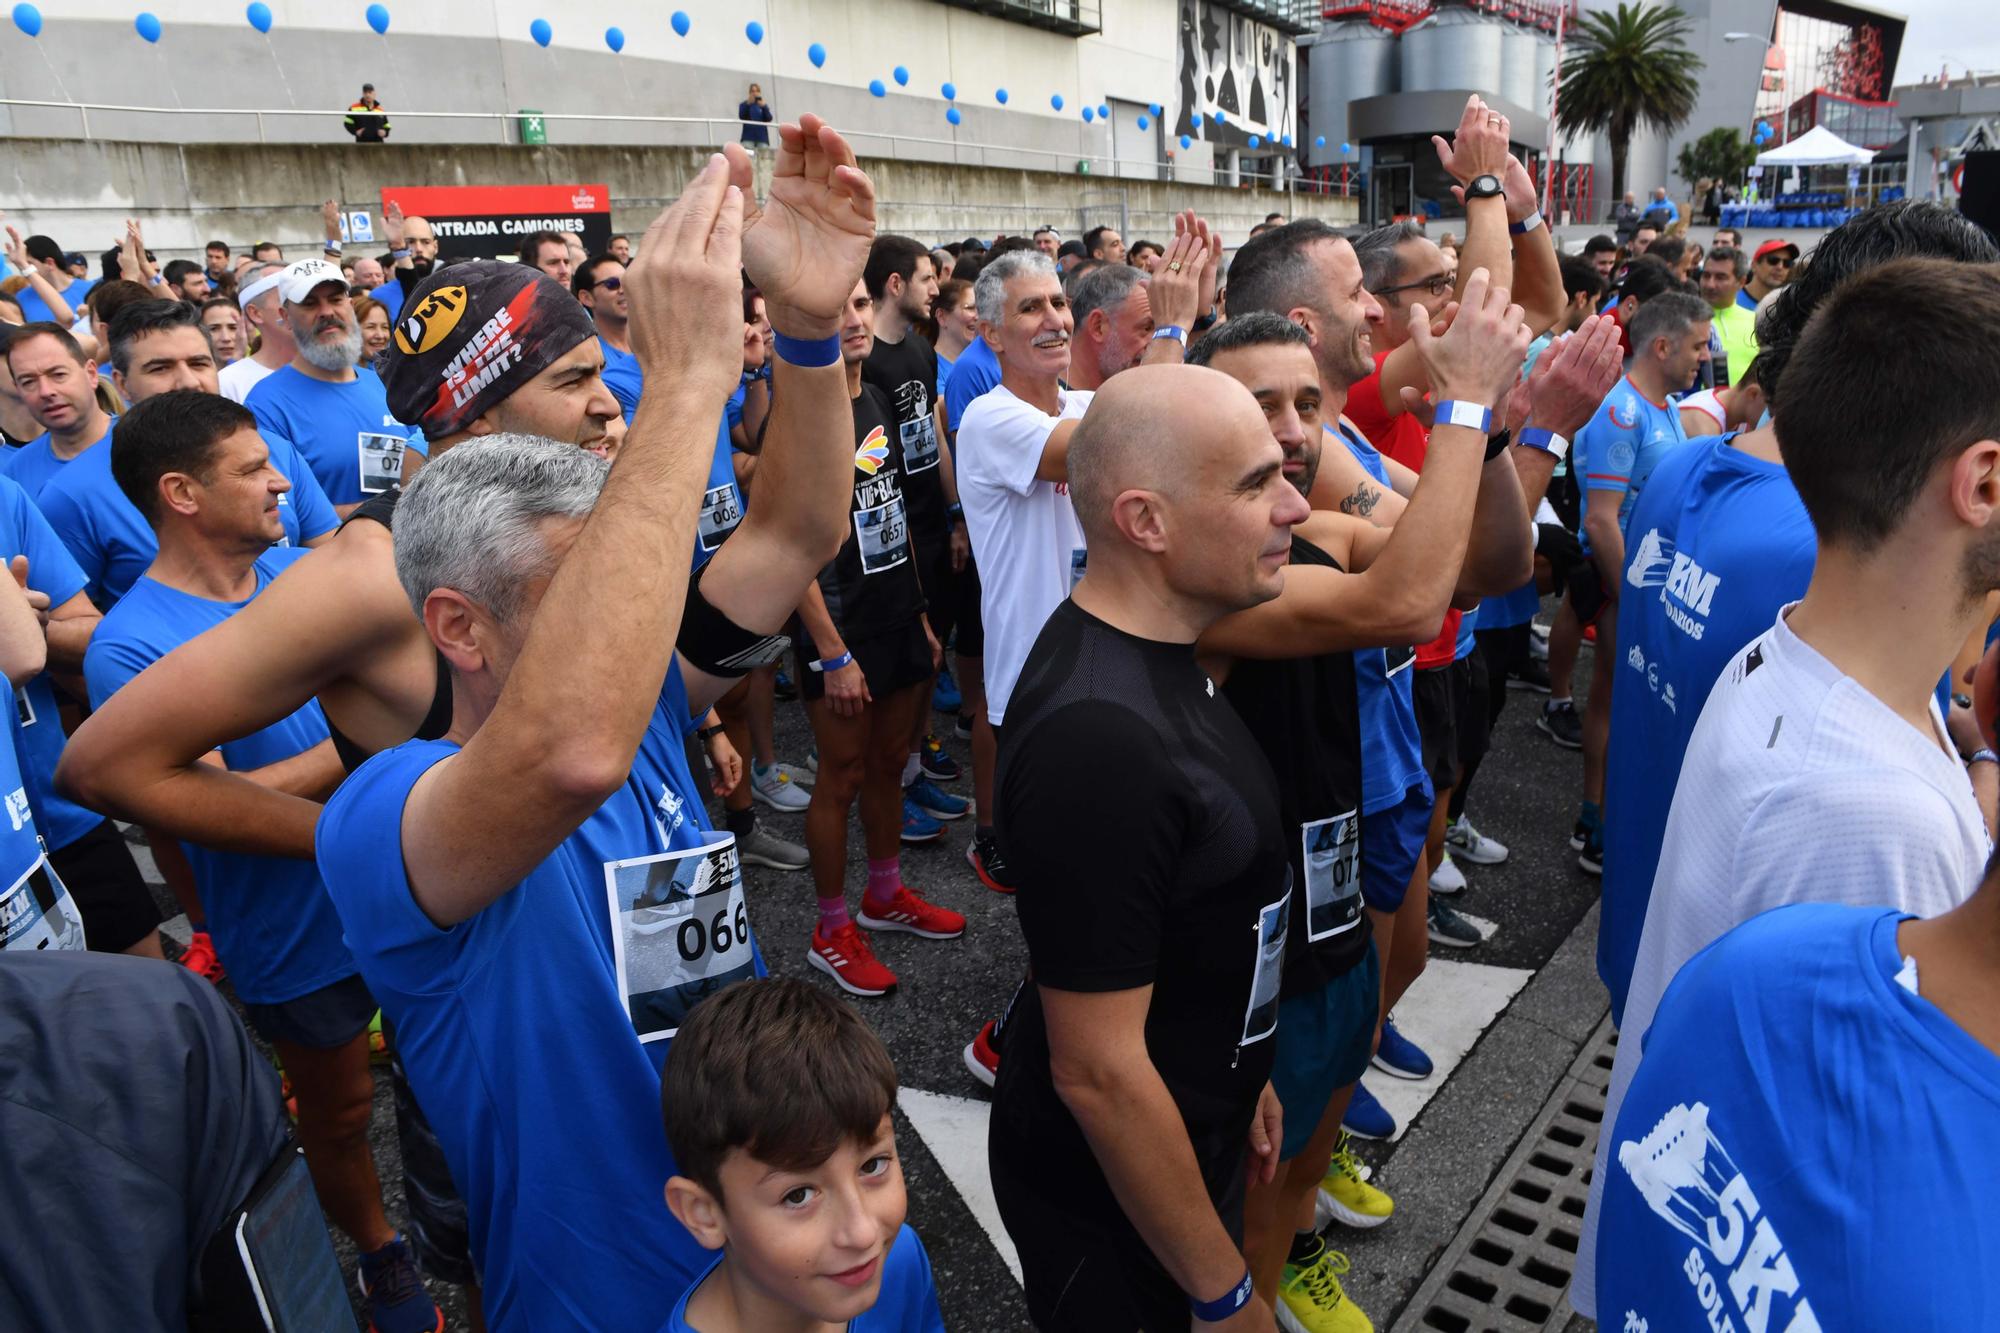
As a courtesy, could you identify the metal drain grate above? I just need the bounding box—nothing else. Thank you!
[1392,1017,1619,1333]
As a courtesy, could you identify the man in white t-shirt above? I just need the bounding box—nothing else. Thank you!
[1573,255,2000,1318]
[216,262,295,404]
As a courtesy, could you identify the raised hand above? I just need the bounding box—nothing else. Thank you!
[321,198,342,243]
[1431,94,1509,186]
[1407,266,1528,412]
[734,114,878,338]
[384,200,406,249]
[1526,312,1623,437]
[1148,216,1208,330]
[2,224,28,273]
[625,154,750,411]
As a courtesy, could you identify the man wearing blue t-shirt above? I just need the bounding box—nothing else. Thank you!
[1562,291,1706,874]
[1,324,114,501]
[10,234,96,328]
[244,258,424,512]
[83,389,440,1332]
[41,301,338,608]
[576,251,635,377]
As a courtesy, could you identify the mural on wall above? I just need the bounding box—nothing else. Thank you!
[1176,0,1296,149]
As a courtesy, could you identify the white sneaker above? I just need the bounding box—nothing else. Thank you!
[774,761,816,788]
[1445,814,1508,865]
[751,764,811,812]
[1428,850,1466,897]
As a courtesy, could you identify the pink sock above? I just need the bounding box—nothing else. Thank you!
[817,896,850,934]
[863,857,901,914]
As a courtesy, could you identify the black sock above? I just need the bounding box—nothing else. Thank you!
[1288,1230,1322,1266]
[725,806,755,838]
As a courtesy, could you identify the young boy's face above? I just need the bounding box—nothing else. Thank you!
[702,1113,907,1323]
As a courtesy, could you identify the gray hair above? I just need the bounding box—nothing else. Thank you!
[1069,263,1147,331]
[1353,220,1426,292]
[392,434,609,623]
[973,250,1059,325]
[1627,290,1711,355]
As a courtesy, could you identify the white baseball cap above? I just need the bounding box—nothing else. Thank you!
[276,257,348,304]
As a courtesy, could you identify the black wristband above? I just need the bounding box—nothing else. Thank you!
[697,724,725,743]
[1484,427,1512,461]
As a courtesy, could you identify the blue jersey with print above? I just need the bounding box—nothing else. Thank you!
[659,1224,947,1333]
[3,417,114,503]
[1334,424,1430,813]
[1598,435,1815,1026]
[0,477,98,851]
[1595,904,2000,1333]
[14,278,96,328]
[37,424,337,608]
[84,547,354,1005]
[941,335,1001,446]
[602,357,742,571]
[1576,376,1687,546]
[244,366,425,505]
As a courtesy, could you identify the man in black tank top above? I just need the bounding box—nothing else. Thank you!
[989,363,1311,1333]
[1184,304,1526,1331]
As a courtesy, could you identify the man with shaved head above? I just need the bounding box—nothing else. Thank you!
[988,363,1311,1333]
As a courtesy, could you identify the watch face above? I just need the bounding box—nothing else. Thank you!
[1471,174,1503,197]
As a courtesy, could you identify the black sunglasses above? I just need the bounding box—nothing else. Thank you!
[584,275,623,291]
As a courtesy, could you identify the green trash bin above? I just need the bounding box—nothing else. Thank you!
[517,109,547,145]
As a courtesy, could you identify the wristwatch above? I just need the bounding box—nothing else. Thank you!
[1465,174,1504,202]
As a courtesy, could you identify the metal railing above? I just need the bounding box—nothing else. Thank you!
[0,97,1296,193]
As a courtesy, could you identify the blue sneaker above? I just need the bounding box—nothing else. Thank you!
[1342,1081,1397,1141]
[935,667,962,714]
[900,798,945,844]
[906,776,969,821]
[1371,1019,1434,1080]
[357,1233,443,1333]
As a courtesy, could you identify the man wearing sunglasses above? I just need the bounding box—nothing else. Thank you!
[574,252,633,374]
[1740,237,1797,309]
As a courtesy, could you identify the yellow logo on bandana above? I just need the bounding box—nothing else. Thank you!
[854,425,890,475]
[395,284,469,356]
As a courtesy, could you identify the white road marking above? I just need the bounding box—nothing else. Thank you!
[897,1087,1021,1283]
[1367,957,1532,1141]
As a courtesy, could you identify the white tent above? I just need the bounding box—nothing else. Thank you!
[1756,124,1877,167]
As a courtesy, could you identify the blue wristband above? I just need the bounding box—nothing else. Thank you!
[772,331,842,368]
[1189,1271,1254,1323]
[808,650,854,674]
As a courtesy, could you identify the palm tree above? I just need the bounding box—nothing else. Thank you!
[1555,3,1705,208]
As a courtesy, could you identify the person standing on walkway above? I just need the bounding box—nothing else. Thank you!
[739,84,773,148]
[345,84,390,144]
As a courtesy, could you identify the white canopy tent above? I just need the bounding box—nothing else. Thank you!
[1756,124,1877,167]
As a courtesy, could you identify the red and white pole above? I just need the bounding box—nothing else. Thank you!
[1543,5,1566,216]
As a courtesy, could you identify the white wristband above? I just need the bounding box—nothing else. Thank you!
[1433,399,1494,433]
[1509,210,1544,236]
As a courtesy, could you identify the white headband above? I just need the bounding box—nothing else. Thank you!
[237,272,283,309]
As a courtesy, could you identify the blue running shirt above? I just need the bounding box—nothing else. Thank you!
[0,695,85,954]
[941,335,1001,445]
[1598,435,1816,1026]
[85,548,355,1004]
[1596,904,2000,1332]
[1576,376,1688,550]
[3,416,113,503]
[602,356,742,570]
[244,366,424,505]
[658,1225,946,1333]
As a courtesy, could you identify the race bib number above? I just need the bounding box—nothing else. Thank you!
[1239,876,1291,1047]
[602,834,756,1043]
[357,432,406,495]
[1069,547,1088,593]
[0,852,86,954]
[855,495,910,574]
[900,414,939,474]
[14,687,32,729]
[697,483,743,553]
[1384,644,1415,678]
[1300,810,1361,942]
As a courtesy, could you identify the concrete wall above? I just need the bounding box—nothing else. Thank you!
[0,137,1356,263]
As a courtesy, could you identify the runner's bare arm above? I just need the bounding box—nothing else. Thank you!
[0,572,46,686]
[43,589,99,674]
[1031,418,1084,483]
[1308,436,1406,525]
[198,738,346,802]
[682,117,877,716]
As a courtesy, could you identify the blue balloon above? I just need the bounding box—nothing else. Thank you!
[893,65,909,86]
[942,82,957,101]
[869,79,886,97]
[1314,135,1326,148]
[995,88,1008,105]
[1098,104,1109,119]
[745,20,763,44]
[245,2,271,33]
[365,4,389,35]
[808,42,826,68]
[1150,103,1163,118]
[529,17,551,46]
[135,10,162,42]
[11,3,41,37]
[1136,115,1149,130]
[670,10,689,37]
[1179,134,1192,150]
[1082,106,1094,123]
[946,106,962,126]
[1340,141,1351,154]
[1249,135,1261,148]
[1051,94,1063,111]
[606,26,625,52]
[1190,111,1202,127]
[1281,134,1292,147]
[1214,110,1226,125]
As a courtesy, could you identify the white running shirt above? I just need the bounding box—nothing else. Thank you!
[956,383,1091,725]
[1676,387,1725,436]
[1572,603,1989,1316]
[217,356,278,405]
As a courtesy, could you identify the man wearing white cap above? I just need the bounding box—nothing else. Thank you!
[215,260,296,405]
[244,257,423,514]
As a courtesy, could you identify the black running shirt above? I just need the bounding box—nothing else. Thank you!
[812,384,925,642]
[989,599,1290,1231]
[861,331,948,573]
[1221,535,1372,999]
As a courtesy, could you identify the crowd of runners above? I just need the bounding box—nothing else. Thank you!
[1,93,1996,1333]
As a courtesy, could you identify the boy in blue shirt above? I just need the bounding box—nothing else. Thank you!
[1560,291,1707,874]
[661,977,946,1333]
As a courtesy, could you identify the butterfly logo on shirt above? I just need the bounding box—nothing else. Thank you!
[854,426,891,477]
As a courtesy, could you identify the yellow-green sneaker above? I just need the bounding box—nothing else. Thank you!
[1278,1241,1374,1333]
[1316,1130,1396,1230]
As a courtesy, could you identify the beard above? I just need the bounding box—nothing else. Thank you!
[403,256,436,282]
[296,318,363,373]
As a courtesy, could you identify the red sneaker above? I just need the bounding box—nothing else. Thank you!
[809,924,899,997]
[963,1020,1000,1088]
[179,930,225,983]
[858,885,966,940]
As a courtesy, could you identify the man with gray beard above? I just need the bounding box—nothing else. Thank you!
[245,257,424,513]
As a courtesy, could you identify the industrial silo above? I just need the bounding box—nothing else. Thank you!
[1500,24,1538,110]
[1400,5,1504,96]
[1308,20,1398,164]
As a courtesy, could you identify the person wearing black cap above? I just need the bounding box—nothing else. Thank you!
[345,84,390,144]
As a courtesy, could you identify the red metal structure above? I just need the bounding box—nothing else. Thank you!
[1321,0,1576,36]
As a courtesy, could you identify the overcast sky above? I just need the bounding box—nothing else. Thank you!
[1894,0,2000,84]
